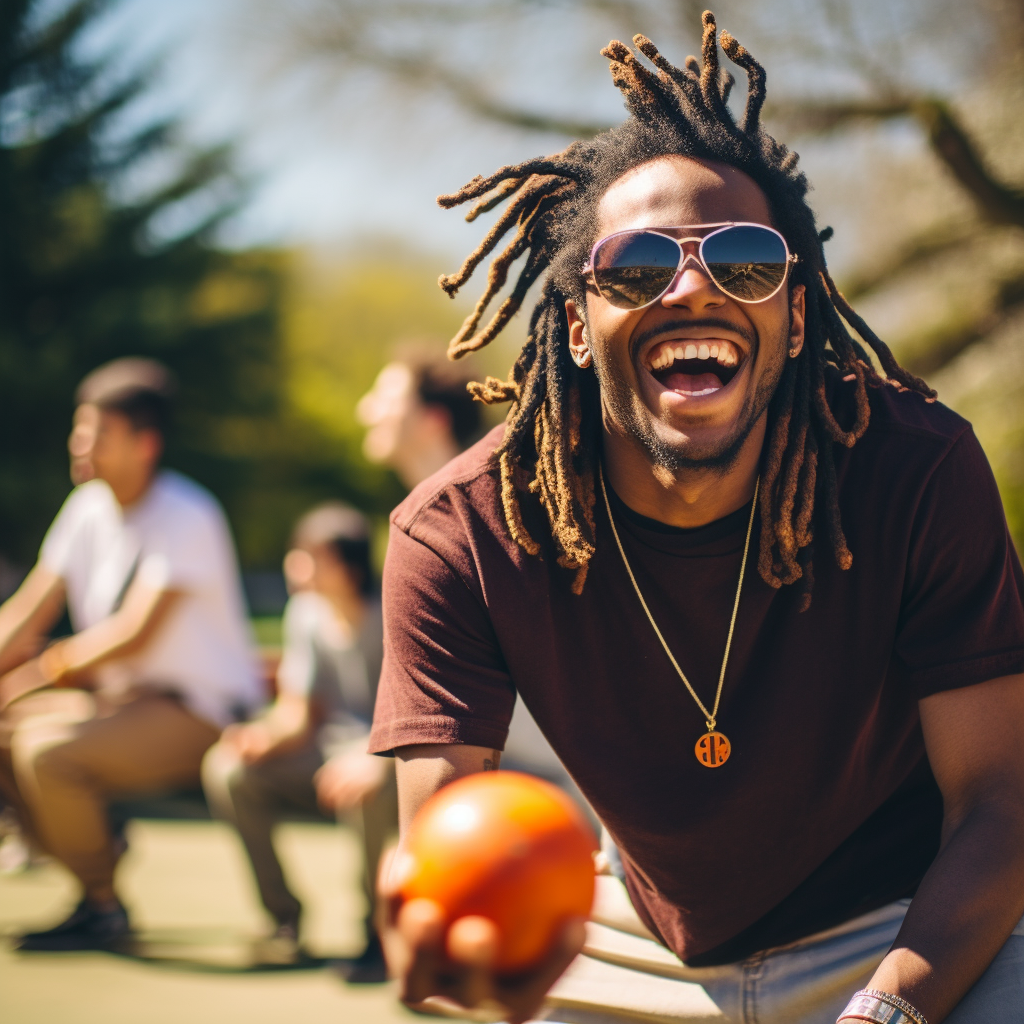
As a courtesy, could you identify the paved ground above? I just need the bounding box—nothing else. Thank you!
[0,819,419,1024]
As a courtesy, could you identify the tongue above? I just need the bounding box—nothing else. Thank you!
[662,370,724,395]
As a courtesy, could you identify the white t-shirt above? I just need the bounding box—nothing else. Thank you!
[41,471,262,727]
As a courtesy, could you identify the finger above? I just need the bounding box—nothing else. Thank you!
[397,898,448,1004]
[447,915,499,1009]
[499,917,587,1024]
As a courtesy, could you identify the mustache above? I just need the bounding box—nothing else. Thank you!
[629,317,757,363]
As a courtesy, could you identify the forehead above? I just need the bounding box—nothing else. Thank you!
[595,156,773,237]
[371,363,415,397]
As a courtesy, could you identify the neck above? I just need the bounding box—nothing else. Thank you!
[109,468,157,509]
[602,415,765,528]
[394,438,461,490]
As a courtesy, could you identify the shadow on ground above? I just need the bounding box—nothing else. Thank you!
[0,820,416,1024]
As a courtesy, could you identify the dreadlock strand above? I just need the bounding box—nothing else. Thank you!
[468,375,519,404]
[449,250,548,358]
[720,70,736,106]
[811,350,858,447]
[633,35,709,119]
[437,151,583,209]
[439,176,565,297]
[601,40,680,123]
[465,177,524,223]
[718,30,766,132]
[818,433,853,570]
[699,12,731,122]
[776,357,812,573]
[499,451,540,556]
[794,429,819,548]
[822,271,937,398]
[758,357,798,586]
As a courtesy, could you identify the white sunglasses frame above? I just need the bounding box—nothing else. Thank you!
[586,221,798,310]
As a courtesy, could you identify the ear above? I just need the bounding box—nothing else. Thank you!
[787,284,806,359]
[140,429,164,468]
[565,299,593,369]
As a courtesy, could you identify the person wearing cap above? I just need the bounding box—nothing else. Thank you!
[202,502,394,980]
[0,357,261,950]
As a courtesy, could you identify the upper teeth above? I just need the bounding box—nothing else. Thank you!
[648,339,741,371]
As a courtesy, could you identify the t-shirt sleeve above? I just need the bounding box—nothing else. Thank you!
[275,594,320,698]
[895,427,1024,697]
[368,523,516,755]
[39,488,87,578]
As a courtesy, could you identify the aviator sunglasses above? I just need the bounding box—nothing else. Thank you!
[586,222,797,310]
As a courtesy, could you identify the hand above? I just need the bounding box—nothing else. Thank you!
[378,849,587,1024]
[220,722,276,764]
[0,657,51,713]
[314,751,389,812]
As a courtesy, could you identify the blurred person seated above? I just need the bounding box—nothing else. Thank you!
[202,503,394,980]
[0,358,261,950]
[358,349,589,798]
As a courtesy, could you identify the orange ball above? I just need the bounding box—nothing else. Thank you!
[398,771,597,974]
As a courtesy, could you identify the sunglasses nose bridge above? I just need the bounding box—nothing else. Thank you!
[661,241,721,301]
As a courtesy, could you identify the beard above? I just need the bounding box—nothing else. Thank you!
[594,316,790,474]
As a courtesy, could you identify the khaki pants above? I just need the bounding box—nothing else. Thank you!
[0,689,219,896]
[202,739,398,935]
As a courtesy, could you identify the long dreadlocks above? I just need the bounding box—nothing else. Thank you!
[437,11,935,605]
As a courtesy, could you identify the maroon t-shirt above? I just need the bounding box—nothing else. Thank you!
[369,378,1024,965]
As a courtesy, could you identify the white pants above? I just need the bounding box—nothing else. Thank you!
[537,877,1024,1023]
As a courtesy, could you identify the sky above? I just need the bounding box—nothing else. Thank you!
[88,0,978,271]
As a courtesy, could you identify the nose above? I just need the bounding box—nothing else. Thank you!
[68,422,96,458]
[659,242,726,311]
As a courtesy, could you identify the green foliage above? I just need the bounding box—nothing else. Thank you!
[0,0,289,568]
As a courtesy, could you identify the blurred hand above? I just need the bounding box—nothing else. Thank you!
[314,750,389,812]
[378,848,586,1024]
[220,721,276,764]
[0,658,50,713]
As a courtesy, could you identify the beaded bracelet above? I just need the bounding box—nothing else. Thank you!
[838,989,929,1024]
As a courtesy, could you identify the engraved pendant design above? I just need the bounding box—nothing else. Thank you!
[695,731,731,768]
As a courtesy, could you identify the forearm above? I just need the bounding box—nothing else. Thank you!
[256,694,313,756]
[395,744,501,835]
[0,566,65,673]
[865,800,1024,1023]
[42,586,177,683]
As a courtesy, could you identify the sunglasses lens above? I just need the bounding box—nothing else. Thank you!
[592,231,680,308]
[702,225,789,301]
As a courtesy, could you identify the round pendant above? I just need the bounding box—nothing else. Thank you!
[695,731,731,768]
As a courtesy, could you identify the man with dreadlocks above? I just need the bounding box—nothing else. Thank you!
[368,13,1024,1024]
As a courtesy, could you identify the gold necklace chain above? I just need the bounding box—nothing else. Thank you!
[598,465,759,736]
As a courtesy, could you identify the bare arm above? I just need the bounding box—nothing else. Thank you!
[864,673,1024,1022]
[46,575,181,679]
[220,690,313,764]
[0,574,180,710]
[395,742,502,833]
[0,564,66,676]
[383,744,584,1024]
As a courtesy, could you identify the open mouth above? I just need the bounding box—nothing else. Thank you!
[645,339,745,397]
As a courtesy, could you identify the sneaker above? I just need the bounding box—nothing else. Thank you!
[15,899,131,952]
[334,932,388,984]
[252,920,304,966]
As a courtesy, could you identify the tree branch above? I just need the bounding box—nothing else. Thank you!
[768,96,1024,229]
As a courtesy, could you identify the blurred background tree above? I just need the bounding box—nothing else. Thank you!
[0,0,475,591]
[4,0,1021,593]
[230,0,1024,543]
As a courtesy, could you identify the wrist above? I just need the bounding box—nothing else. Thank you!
[38,643,72,685]
[838,989,928,1024]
